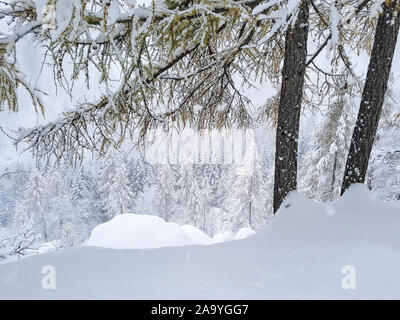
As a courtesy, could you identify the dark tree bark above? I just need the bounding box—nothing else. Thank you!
[341,0,400,195]
[273,0,309,213]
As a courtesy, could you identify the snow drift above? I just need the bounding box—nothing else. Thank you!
[86,214,255,249]
[87,214,203,249]
[1,184,399,299]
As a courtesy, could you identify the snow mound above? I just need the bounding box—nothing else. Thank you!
[87,214,204,249]
[211,231,234,243]
[87,214,256,249]
[234,227,256,240]
[181,224,212,244]
[1,184,400,299]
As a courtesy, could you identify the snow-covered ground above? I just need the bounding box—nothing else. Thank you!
[0,184,399,299]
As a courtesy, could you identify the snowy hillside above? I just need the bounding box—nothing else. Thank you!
[1,184,399,300]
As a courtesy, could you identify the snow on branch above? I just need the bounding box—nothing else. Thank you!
[3,0,380,164]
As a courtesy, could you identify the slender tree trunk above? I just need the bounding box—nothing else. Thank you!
[341,0,400,195]
[249,200,252,228]
[330,151,338,201]
[249,176,253,227]
[40,210,48,242]
[273,0,309,213]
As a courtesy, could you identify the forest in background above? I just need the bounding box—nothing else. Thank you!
[0,0,400,260]
[1,110,399,256]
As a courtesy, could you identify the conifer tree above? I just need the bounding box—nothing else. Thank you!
[14,170,49,241]
[156,164,176,222]
[104,162,133,218]
[301,72,356,202]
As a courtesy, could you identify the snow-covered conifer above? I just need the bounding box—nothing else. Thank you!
[14,170,49,241]
[156,164,177,222]
[300,73,356,202]
[104,162,133,218]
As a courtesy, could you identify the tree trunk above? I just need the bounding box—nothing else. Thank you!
[341,0,400,195]
[330,151,338,201]
[249,200,252,228]
[273,0,309,213]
